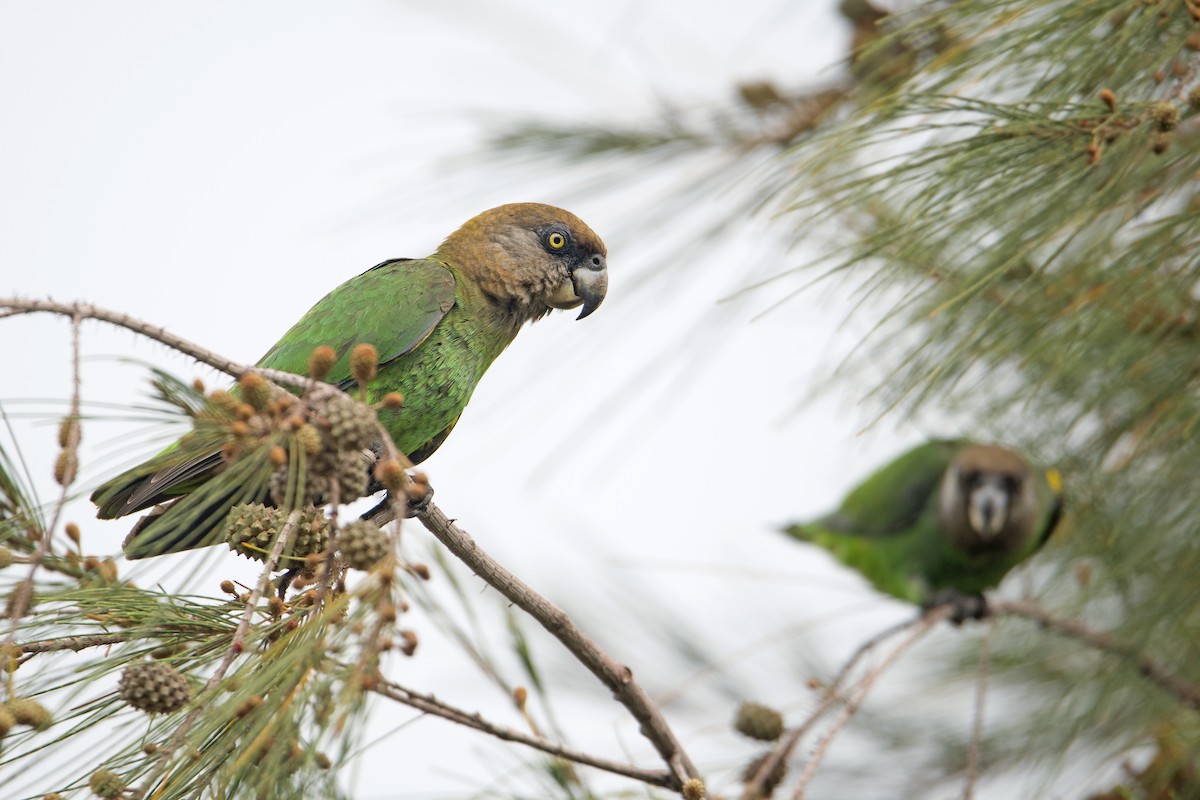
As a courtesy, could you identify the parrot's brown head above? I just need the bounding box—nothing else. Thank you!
[435,202,608,324]
[939,444,1040,554]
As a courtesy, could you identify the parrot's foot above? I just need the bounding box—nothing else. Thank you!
[924,589,989,626]
[358,481,434,528]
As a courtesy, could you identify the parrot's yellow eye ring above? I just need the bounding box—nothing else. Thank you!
[547,232,567,250]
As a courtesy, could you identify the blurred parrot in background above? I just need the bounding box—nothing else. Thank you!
[93,203,608,558]
[785,439,1064,620]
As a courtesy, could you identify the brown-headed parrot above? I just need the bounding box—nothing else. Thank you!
[93,203,608,558]
[785,440,1064,619]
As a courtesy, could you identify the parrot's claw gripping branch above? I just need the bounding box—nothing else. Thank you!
[403,483,434,519]
[924,589,989,626]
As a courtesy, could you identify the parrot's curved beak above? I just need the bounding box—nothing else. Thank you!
[547,254,608,319]
[968,483,1010,538]
[570,256,608,320]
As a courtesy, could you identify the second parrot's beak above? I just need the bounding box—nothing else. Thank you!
[548,254,608,319]
[968,483,1009,538]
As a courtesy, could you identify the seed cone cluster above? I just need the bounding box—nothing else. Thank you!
[223,503,329,562]
[267,392,377,508]
[734,701,784,742]
[319,392,378,452]
[200,368,381,511]
[337,521,390,570]
[270,449,369,508]
[118,661,191,714]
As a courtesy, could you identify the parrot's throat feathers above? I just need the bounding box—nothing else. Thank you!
[475,268,560,326]
[439,235,569,327]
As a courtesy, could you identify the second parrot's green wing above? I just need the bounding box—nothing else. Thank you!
[783,440,965,602]
[257,258,456,388]
[97,259,457,557]
[817,439,963,538]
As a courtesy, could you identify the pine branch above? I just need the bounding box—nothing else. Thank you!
[992,599,1200,709]
[742,613,929,800]
[415,501,701,789]
[0,297,312,391]
[16,632,132,654]
[371,678,674,788]
[791,609,945,799]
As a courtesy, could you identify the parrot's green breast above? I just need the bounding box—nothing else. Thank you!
[359,297,512,462]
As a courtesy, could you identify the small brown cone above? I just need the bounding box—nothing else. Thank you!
[238,372,274,412]
[734,701,784,741]
[375,459,407,494]
[88,769,125,799]
[1149,101,1180,131]
[350,343,379,387]
[7,698,52,730]
[307,345,337,380]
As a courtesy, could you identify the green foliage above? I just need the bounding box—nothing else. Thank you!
[785,4,1200,778]
[0,568,405,799]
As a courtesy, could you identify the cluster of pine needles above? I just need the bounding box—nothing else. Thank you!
[0,344,437,800]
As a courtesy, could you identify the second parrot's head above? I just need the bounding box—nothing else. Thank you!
[940,444,1039,549]
[436,203,608,323]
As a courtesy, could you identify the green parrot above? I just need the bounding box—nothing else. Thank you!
[93,203,608,558]
[785,439,1064,618]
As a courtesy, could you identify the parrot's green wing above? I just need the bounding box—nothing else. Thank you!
[783,439,965,604]
[257,258,456,390]
[818,439,963,538]
[94,258,456,557]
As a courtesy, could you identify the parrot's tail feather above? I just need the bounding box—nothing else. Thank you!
[783,523,819,542]
[120,451,225,517]
[92,472,149,520]
[121,452,273,559]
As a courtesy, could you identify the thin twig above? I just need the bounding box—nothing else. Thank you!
[791,607,947,800]
[0,297,311,391]
[144,510,302,799]
[16,632,132,654]
[991,599,1200,709]
[4,313,83,696]
[372,679,674,788]
[416,501,699,789]
[743,614,921,800]
[962,622,992,800]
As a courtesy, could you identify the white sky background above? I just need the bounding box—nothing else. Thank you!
[0,2,1100,798]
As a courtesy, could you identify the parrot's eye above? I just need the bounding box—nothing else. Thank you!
[545,231,568,251]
